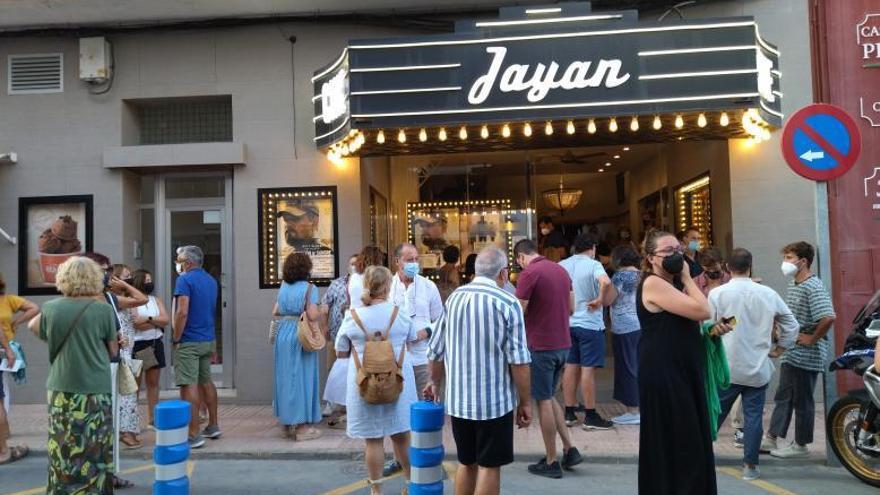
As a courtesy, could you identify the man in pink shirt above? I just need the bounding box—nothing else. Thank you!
[514,239,581,479]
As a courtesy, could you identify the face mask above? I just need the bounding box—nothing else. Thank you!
[705,270,722,280]
[102,272,111,288]
[540,228,551,236]
[175,263,184,275]
[781,261,799,277]
[349,265,357,275]
[661,253,685,275]
[123,278,134,286]
[688,240,701,252]
[143,283,155,295]
[403,262,420,279]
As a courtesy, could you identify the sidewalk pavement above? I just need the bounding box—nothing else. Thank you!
[7,402,827,464]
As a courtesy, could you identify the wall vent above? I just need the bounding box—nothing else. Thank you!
[8,53,63,94]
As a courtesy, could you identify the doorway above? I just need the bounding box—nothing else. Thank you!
[155,173,234,389]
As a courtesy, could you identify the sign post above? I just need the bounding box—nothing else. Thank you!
[781,103,862,467]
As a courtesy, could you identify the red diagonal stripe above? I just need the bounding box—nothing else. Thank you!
[797,121,848,165]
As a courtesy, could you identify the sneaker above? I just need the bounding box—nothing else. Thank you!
[527,459,563,479]
[583,413,614,430]
[382,459,402,477]
[760,436,777,453]
[188,435,206,449]
[202,425,222,439]
[611,413,641,425]
[561,447,583,470]
[733,429,744,449]
[770,443,809,459]
[742,465,760,481]
[564,407,579,427]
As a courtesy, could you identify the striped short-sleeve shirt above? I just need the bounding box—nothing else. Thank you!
[781,275,836,372]
[427,277,531,421]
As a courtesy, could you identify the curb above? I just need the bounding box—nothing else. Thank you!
[20,447,830,467]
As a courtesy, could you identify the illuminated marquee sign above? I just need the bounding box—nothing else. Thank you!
[312,2,782,148]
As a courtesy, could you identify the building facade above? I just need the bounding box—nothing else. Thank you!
[0,0,822,403]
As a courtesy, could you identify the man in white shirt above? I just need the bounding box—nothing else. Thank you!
[708,248,798,481]
[385,242,443,476]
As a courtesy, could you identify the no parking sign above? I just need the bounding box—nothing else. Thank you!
[781,104,862,181]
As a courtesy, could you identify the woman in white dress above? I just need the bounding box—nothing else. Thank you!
[335,266,418,495]
[110,264,146,449]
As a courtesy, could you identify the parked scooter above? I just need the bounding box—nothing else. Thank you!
[827,289,880,487]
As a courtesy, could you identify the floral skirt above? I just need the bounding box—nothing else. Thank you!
[47,391,114,495]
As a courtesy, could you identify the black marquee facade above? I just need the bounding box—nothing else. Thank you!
[312,2,782,156]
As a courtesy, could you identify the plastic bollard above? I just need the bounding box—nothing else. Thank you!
[153,400,191,495]
[409,401,445,495]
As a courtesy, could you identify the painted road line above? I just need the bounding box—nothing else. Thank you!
[717,467,800,495]
[318,472,403,495]
[2,462,159,495]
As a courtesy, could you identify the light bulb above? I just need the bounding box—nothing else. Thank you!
[761,128,771,141]
[587,119,597,134]
[502,124,511,138]
[523,122,533,137]
[377,130,385,144]
[720,112,730,127]
[566,121,575,135]
[623,146,630,151]
[598,168,605,173]
[419,128,428,142]
[459,126,468,140]
[630,116,639,132]
[340,143,350,155]
[609,118,618,133]
[674,115,684,129]
[653,115,662,130]
[397,129,406,143]
[544,121,553,136]
[438,128,447,141]
[480,125,489,139]
[697,113,707,128]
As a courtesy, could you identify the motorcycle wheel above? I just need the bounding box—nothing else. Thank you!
[827,394,880,487]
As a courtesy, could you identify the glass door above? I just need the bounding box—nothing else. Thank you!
[158,174,233,388]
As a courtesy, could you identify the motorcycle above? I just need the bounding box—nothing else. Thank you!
[827,289,880,487]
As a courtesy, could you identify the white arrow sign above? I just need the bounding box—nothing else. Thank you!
[799,149,825,162]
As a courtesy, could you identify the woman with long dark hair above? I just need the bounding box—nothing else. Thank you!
[637,230,715,494]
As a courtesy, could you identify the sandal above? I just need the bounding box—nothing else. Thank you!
[0,445,29,465]
[120,435,143,450]
[113,476,135,489]
[327,415,347,430]
[294,427,323,441]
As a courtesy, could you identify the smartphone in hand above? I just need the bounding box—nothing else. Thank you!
[721,316,738,328]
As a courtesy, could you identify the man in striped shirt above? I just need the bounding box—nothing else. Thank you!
[765,241,836,459]
[425,247,532,495]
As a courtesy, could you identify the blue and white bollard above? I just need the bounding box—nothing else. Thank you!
[409,401,445,495]
[153,400,191,495]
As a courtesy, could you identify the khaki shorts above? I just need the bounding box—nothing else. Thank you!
[173,341,214,386]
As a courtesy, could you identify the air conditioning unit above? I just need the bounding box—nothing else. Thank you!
[79,37,111,83]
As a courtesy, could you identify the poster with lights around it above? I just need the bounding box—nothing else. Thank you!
[675,175,713,245]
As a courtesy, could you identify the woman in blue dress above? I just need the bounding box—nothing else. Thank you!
[273,252,322,441]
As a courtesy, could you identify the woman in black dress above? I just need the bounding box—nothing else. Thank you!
[637,230,715,494]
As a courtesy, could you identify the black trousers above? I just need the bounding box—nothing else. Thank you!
[768,363,819,445]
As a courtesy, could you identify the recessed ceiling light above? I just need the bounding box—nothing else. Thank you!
[623,147,630,151]
[598,168,605,172]
[613,155,620,159]
[605,162,611,166]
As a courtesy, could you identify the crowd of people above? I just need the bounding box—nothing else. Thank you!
[0,219,850,495]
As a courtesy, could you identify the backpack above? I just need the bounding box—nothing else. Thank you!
[350,306,404,405]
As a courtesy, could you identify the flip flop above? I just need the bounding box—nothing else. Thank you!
[120,436,143,450]
[0,445,29,465]
[294,428,323,441]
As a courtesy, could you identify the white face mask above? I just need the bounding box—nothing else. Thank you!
[781,261,799,277]
[175,262,184,275]
[540,228,551,236]
[349,265,356,275]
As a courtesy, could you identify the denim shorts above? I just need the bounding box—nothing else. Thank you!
[566,327,606,368]
[529,349,568,401]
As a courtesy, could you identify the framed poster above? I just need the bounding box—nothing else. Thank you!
[369,188,390,263]
[18,195,94,295]
[258,186,339,288]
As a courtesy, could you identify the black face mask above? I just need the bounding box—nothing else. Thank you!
[143,283,155,295]
[123,278,134,286]
[661,253,685,275]
[705,270,723,280]
[103,273,111,289]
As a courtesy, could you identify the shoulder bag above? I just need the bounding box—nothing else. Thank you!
[298,284,326,352]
